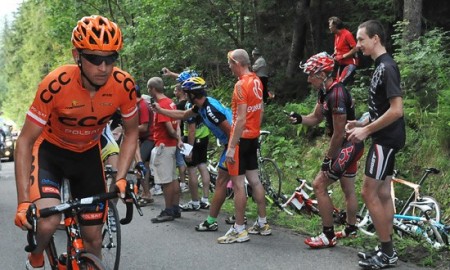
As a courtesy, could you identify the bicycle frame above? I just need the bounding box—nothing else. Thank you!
[25,181,142,270]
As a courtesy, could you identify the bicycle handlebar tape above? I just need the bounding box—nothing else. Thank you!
[25,204,38,252]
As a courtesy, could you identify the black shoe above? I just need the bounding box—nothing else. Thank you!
[358,250,398,269]
[358,246,380,260]
[225,215,247,225]
[173,210,181,218]
[195,220,218,231]
[151,210,175,223]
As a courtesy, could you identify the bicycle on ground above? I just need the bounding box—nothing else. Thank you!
[357,167,447,248]
[25,180,142,270]
[280,178,347,224]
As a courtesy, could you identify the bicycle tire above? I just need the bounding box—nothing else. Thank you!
[72,252,106,270]
[101,201,121,270]
[260,158,282,202]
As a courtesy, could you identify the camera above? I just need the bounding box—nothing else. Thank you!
[149,97,155,104]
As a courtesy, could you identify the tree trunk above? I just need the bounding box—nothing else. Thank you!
[403,0,423,42]
[286,0,310,78]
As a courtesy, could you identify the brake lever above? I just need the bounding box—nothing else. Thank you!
[24,204,38,252]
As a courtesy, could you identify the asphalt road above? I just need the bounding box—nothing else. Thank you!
[0,161,432,270]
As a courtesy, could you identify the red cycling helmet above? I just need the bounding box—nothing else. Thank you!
[72,15,123,51]
[299,52,334,75]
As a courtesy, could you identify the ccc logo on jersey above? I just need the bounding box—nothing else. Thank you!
[58,114,112,127]
[40,72,71,104]
[113,70,135,100]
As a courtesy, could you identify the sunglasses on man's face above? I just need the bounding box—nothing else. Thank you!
[80,52,119,66]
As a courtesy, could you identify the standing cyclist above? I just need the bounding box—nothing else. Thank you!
[288,52,364,248]
[14,15,139,270]
[347,20,405,270]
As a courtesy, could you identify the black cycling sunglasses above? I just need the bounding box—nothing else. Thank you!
[80,52,119,66]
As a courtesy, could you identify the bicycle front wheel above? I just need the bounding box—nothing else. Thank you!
[102,201,121,270]
[74,252,106,270]
[260,158,282,202]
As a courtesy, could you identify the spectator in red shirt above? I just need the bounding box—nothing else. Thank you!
[329,16,359,85]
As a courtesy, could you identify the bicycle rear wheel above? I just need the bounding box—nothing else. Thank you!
[403,196,441,222]
[73,252,106,270]
[101,201,121,270]
[260,158,282,203]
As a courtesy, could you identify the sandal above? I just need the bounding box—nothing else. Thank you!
[137,197,154,207]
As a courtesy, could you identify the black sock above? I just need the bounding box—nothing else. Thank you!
[323,226,335,239]
[380,241,394,257]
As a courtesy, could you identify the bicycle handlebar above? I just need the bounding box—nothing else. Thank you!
[25,180,142,252]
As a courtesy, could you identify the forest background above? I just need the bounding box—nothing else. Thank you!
[0,0,449,267]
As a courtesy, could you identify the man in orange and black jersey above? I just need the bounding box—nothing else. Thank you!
[217,49,271,244]
[14,15,139,269]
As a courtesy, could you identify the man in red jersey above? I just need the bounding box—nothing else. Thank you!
[147,77,184,223]
[217,49,270,244]
[14,15,139,269]
[329,16,359,85]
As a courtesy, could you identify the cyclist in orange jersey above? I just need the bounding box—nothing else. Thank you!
[217,49,270,244]
[14,15,139,270]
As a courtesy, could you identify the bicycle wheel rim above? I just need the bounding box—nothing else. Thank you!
[260,158,282,199]
[101,201,121,270]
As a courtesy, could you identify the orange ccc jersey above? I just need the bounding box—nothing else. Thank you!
[27,65,137,152]
[230,72,263,139]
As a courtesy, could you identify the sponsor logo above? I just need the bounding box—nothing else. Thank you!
[113,70,135,100]
[42,186,60,195]
[64,128,101,136]
[369,152,376,174]
[206,106,219,123]
[81,213,103,220]
[252,79,263,100]
[58,114,112,127]
[247,102,262,113]
[41,178,58,187]
[40,72,71,103]
[65,100,86,109]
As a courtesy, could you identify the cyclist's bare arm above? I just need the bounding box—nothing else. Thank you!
[300,103,323,126]
[15,119,43,205]
[115,114,139,182]
[328,113,347,158]
[152,103,196,120]
[161,67,179,79]
[347,96,403,143]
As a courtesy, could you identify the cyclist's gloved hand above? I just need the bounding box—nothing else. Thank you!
[115,178,127,199]
[135,161,147,178]
[321,156,332,171]
[15,201,32,230]
[289,112,302,124]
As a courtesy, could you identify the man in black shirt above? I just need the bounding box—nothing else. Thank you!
[347,20,406,270]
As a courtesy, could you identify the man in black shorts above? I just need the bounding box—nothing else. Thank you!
[347,20,406,269]
[288,52,364,249]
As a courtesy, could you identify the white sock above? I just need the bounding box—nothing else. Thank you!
[234,223,246,233]
[258,216,267,227]
[201,197,209,203]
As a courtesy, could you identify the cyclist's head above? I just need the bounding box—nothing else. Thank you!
[181,77,207,100]
[176,69,199,83]
[72,15,123,52]
[299,52,334,76]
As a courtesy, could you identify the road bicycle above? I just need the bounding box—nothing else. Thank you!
[357,167,445,248]
[25,180,142,270]
[280,178,347,224]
